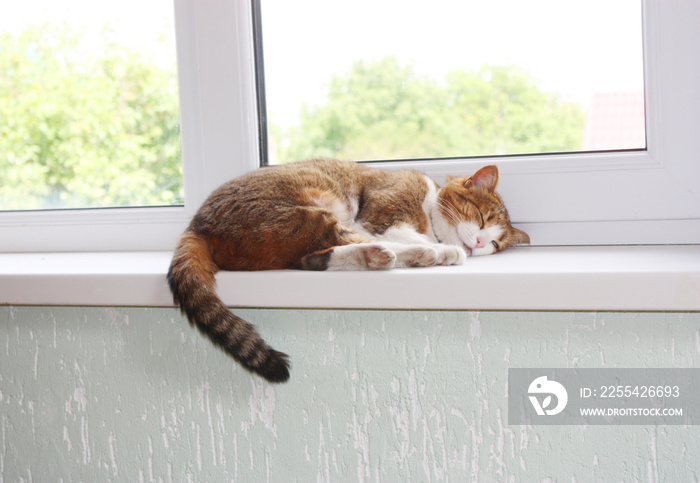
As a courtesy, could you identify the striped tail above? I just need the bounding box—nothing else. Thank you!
[167,231,290,383]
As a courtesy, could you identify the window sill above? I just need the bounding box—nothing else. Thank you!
[0,246,698,311]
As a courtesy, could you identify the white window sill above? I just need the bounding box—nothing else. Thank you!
[0,245,698,311]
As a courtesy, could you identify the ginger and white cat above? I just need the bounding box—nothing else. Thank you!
[168,159,529,382]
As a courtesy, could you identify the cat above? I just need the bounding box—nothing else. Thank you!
[167,158,529,383]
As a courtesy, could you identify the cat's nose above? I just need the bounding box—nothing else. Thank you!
[475,237,486,249]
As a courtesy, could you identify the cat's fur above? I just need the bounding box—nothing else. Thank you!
[167,159,529,383]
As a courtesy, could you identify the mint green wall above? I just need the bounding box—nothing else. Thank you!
[1,307,698,481]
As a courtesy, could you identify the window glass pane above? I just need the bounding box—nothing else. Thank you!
[260,0,645,164]
[0,1,182,210]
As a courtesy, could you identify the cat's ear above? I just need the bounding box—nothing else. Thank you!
[466,165,499,192]
[508,227,530,246]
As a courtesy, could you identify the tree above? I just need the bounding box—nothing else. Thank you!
[0,24,181,209]
[445,65,583,155]
[273,57,583,164]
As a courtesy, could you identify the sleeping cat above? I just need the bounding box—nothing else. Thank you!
[167,158,529,383]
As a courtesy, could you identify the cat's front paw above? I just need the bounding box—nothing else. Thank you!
[436,245,467,266]
[361,244,397,270]
[396,245,438,268]
[327,243,396,270]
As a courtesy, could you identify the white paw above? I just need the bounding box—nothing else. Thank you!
[362,244,397,270]
[435,245,467,265]
[395,245,438,268]
[327,243,396,270]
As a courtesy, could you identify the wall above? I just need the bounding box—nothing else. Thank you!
[1,307,698,481]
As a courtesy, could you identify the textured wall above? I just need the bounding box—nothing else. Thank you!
[1,307,699,481]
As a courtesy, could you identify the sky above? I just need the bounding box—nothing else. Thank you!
[261,0,645,127]
[0,0,174,37]
[0,0,176,64]
[3,0,644,130]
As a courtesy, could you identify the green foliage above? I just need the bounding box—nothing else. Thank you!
[0,24,182,209]
[274,57,583,164]
[2,25,583,208]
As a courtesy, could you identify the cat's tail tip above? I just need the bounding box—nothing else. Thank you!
[258,349,291,383]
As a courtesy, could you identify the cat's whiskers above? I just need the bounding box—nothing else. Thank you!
[501,234,526,247]
[437,198,462,225]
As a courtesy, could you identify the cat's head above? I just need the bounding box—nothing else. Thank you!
[435,165,529,256]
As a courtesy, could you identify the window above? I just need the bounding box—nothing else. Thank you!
[0,1,195,251]
[0,1,182,210]
[0,0,698,252]
[258,0,646,164]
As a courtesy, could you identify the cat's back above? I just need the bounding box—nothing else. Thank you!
[194,158,430,226]
[190,159,367,230]
[220,158,369,196]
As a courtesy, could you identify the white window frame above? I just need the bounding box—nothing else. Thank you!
[0,0,698,253]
